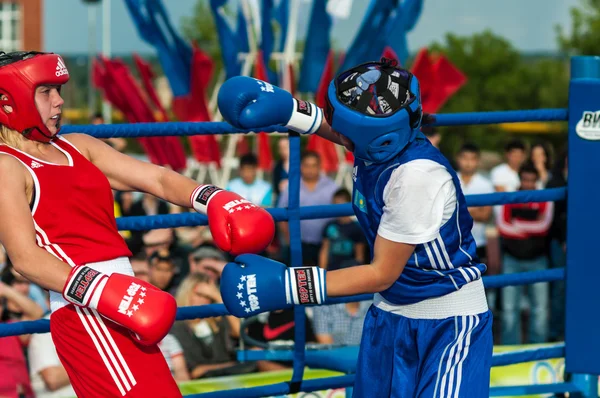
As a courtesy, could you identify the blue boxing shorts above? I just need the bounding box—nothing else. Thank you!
[353,280,493,398]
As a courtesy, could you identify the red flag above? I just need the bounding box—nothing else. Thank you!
[315,50,334,109]
[257,133,272,170]
[236,136,250,156]
[427,54,467,112]
[310,50,339,173]
[252,49,273,170]
[381,46,400,65]
[172,43,222,167]
[409,48,436,112]
[254,50,269,82]
[133,53,169,122]
[410,48,467,113]
[307,134,338,173]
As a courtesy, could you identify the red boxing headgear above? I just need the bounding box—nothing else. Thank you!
[0,52,69,143]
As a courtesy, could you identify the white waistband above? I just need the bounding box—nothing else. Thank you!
[373,279,488,320]
[50,257,134,313]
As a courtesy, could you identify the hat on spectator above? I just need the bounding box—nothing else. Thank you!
[142,228,173,247]
[191,244,227,262]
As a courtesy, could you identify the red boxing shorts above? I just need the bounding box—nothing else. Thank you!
[50,305,181,397]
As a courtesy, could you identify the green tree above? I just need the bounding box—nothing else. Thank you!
[180,0,230,91]
[557,0,600,55]
[423,31,569,156]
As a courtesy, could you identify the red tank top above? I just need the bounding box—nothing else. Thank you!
[0,135,131,266]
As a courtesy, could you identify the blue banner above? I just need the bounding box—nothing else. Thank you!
[124,0,192,97]
[210,0,243,79]
[274,0,289,52]
[340,0,423,70]
[260,0,279,83]
[236,3,250,54]
[297,0,332,94]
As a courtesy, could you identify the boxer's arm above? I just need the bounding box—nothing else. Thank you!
[0,156,71,292]
[314,118,346,146]
[65,134,198,207]
[326,235,414,296]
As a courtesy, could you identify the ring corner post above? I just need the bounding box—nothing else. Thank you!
[286,132,308,390]
[566,55,600,395]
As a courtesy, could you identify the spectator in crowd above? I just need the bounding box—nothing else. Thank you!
[142,228,174,258]
[187,244,228,282]
[546,149,568,342]
[313,259,370,346]
[131,193,171,217]
[529,141,553,187]
[148,250,178,294]
[245,309,318,372]
[278,151,339,265]
[0,282,36,398]
[456,144,494,260]
[91,112,127,152]
[313,298,370,346]
[170,273,253,378]
[130,251,151,282]
[319,188,366,271]
[141,227,191,284]
[491,139,527,192]
[497,163,554,344]
[455,143,496,313]
[272,137,290,204]
[1,260,48,314]
[0,265,45,347]
[28,297,76,398]
[422,126,441,149]
[157,334,191,382]
[115,191,136,217]
[227,153,273,207]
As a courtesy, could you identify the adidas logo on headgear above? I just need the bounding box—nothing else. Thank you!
[55,57,68,77]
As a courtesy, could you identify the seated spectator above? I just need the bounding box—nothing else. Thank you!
[278,151,339,265]
[272,137,290,205]
[142,228,192,287]
[28,313,76,398]
[313,299,371,346]
[245,309,318,372]
[142,228,174,258]
[227,153,273,207]
[0,283,35,398]
[497,162,553,344]
[131,193,171,217]
[0,270,44,346]
[91,112,127,152]
[148,250,178,294]
[319,188,367,271]
[158,334,190,382]
[1,260,48,314]
[130,251,150,282]
[188,244,229,282]
[170,273,254,378]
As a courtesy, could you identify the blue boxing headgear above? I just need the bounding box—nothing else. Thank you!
[324,58,423,163]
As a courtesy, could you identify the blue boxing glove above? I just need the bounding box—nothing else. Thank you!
[220,254,327,317]
[217,76,323,135]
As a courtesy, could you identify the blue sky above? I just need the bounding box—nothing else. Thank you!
[45,0,580,55]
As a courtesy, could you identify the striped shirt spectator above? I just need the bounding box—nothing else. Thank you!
[313,301,371,345]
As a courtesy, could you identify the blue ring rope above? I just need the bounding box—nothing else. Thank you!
[0,268,564,338]
[59,108,567,138]
[113,188,567,232]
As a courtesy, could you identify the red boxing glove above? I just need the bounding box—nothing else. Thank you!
[191,185,275,255]
[63,266,177,346]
